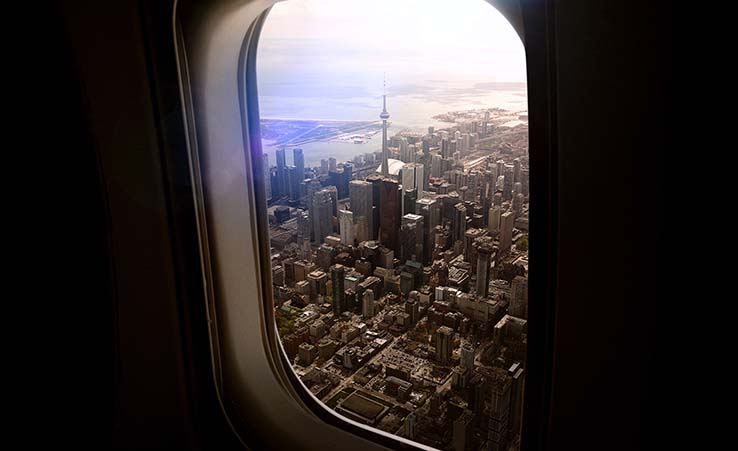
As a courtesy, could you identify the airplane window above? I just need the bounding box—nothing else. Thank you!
[256,0,528,448]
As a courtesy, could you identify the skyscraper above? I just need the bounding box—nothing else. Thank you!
[453,203,467,245]
[349,180,373,242]
[500,211,515,251]
[380,94,390,176]
[362,289,374,319]
[275,147,287,198]
[461,342,475,370]
[510,275,528,319]
[379,178,401,253]
[476,244,492,297]
[330,264,345,316]
[293,147,305,188]
[312,189,333,245]
[338,209,354,245]
[488,368,512,451]
[436,325,454,365]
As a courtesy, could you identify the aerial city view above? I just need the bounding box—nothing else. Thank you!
[258,1,527,450]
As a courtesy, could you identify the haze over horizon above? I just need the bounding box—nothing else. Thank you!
[257,0,527,123]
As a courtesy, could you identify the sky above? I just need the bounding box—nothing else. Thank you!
[256,0,527,126]
[258,0,525,86]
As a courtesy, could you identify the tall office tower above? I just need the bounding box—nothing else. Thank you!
[510,275,528,318]
[262,153,272,201]
[476,244,493,297]
[330,264,345,316]
[404,412,417,440]
[403,188,417,216]
[296,210,311,258]
[275,147,287,198]
[488,368,512,451]
[483,110,490,135]
[508,363,525,441]
[453,410,474,451]
[379,178,401,252]
[380,94,391,176]
[398,137,410,162]
[441,137,450,159]
[500,211,515,251]
[306,179,322,241]
[452,203,467,245]
[416,198,439,264]
[431,154,442,178]
[513,192,524,216]
[349,180,373,240]
[362,289,374,318]
[325,185,338,218]
[312,189,333,245]
[399,222,417,263]
[343,162,353,189]
[338,210,354,245]
[320,159,328,175]
[366,174,383,240]
[436,325,454,365]
[503,164,514,200]
[513,157,521,184]
[401,162,424,194]
[328,157,337,172]
[496,160,505,182]
[293,147,305,187]
[461,342,475,370]
[461,133,470,155]
[464,228,483,265]
[287,166,299,202]
[488,205,502,233]
[407,143,418,163]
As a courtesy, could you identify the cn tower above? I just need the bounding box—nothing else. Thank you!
[380,89,390,176]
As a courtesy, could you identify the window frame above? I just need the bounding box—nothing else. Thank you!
[173,0,558,449]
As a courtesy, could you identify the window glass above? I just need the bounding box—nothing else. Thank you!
[258,1,528,449]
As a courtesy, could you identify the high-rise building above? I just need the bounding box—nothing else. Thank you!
[312,189,334,245]
[349,180,373,240]
[436,325,454,365]
[402,214,424,262]
[500,211,515,251]
[503,164,514,200]
[416,197,440,264]
[453,203,467,245]
[488,205,502,233]
[476,244,492,297]
[275,147,287,198]
[287,166,299,202]
[401,162,424,194]
[379,178,401,252]
[487,368,512,451]
[461,342,475,370]
[330,264,346,316]
[293,147,305,190]
[362,289,374,318]
[403,188,417,216]
[513,157,521,184]
[510,275,528,319]
[508,363,525,441]
[404,412,417,440]
[338,209,354,245]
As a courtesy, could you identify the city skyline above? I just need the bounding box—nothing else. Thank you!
[258,1,528,449]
